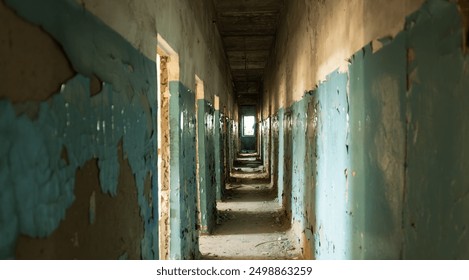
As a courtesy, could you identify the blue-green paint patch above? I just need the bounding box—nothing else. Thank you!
[304,92,318,258]
[270,114,279,193]
[214,110,225,201]
[348,32,406,259]
[226,119,235,181]
[1,0,158,259]
[312,71,349,259]
[276,108,285,207]
[197,99,217,234]
[169,81,198,260]
[261,118,270,174]
[290,99,307,223]
[404,0,469,259]
[282,109,293,218]
[270,0,469,260]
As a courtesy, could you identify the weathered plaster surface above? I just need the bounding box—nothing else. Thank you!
[261,118,271,174]
[404,0,469,259]
[214,110,225,201]
[263,0,425,115]
[16,153,144,259]
[0,0,75,104]
[303,94,318,259]
[1,0,158,259]
[276,109,285,207]
[312,71,349,259]
[197,99,217,234]
[168,82,198,259]
[348,34,406,259]
[75,0,235,118]
[269,0,469,259]
[270,114,279,192]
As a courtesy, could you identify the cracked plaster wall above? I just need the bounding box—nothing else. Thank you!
[76,0,235,119]
[262,0,425,115]
[0,0,234,260]
[265,0,469,259]
[0,0,157,259]
[197,99,217,234]
[214,110,226,201]
[168,82,198,260]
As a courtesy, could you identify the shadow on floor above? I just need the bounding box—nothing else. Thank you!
[215,210,289,235]
[224,184,276,202]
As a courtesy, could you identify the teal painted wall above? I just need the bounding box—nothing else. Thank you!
[348,31,406,259]
[312,71,350,259]
[276,109,285,207]
[271,114,279,193]
[290,98,308,239]
[270,0,469,259]
[261,118,271,173]
[169,82,198,259]
[282,109,293,218]
[304,93,318,258]
[197,99,216,234]
[229,118,239,179]
[403,0,469,259]
[1,0,158,259]
[214,111,225,201]
[225,119,233,182]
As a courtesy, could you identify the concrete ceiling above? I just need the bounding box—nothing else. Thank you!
[212,0,283,103]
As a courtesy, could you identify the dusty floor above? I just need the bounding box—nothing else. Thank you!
[199,155,302,260]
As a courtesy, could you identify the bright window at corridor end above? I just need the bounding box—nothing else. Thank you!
[243,116,255,136]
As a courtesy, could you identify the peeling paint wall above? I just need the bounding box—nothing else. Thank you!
[168,82,198,259]
[290,99,308,244]
[229,106,240,176]
[261,117,271,174]
[78,0,235,118]
[197,99,217,234]
[403,1,469,259]
[263,0,425,113]
[270,114,279,192]
[347,33,406,260]
[276,109,285,207]
[313,71,350,259]
[266,0,469,259]
[214,110,226,201]
[1,0,158,259]
[1,0,234,260]
[73,0,235,258]
[303,95,318,259]
[282,110,293,219]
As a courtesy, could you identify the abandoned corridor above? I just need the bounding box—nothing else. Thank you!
[2,0,469,260]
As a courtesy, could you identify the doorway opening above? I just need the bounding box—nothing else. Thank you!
[156,34,178,260]
[195,75,204,234]
[239,105,257,154]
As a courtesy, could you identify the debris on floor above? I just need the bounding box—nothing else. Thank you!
[199,156,302,260]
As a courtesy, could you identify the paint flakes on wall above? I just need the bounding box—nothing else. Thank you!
[169,82,198,259]
[197,99,217,234]
[1,0,158,259]
[312,70,349,259]
[274,0,469,260]
[404,0,469,259]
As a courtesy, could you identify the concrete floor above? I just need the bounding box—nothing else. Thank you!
[199,157,302,260]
